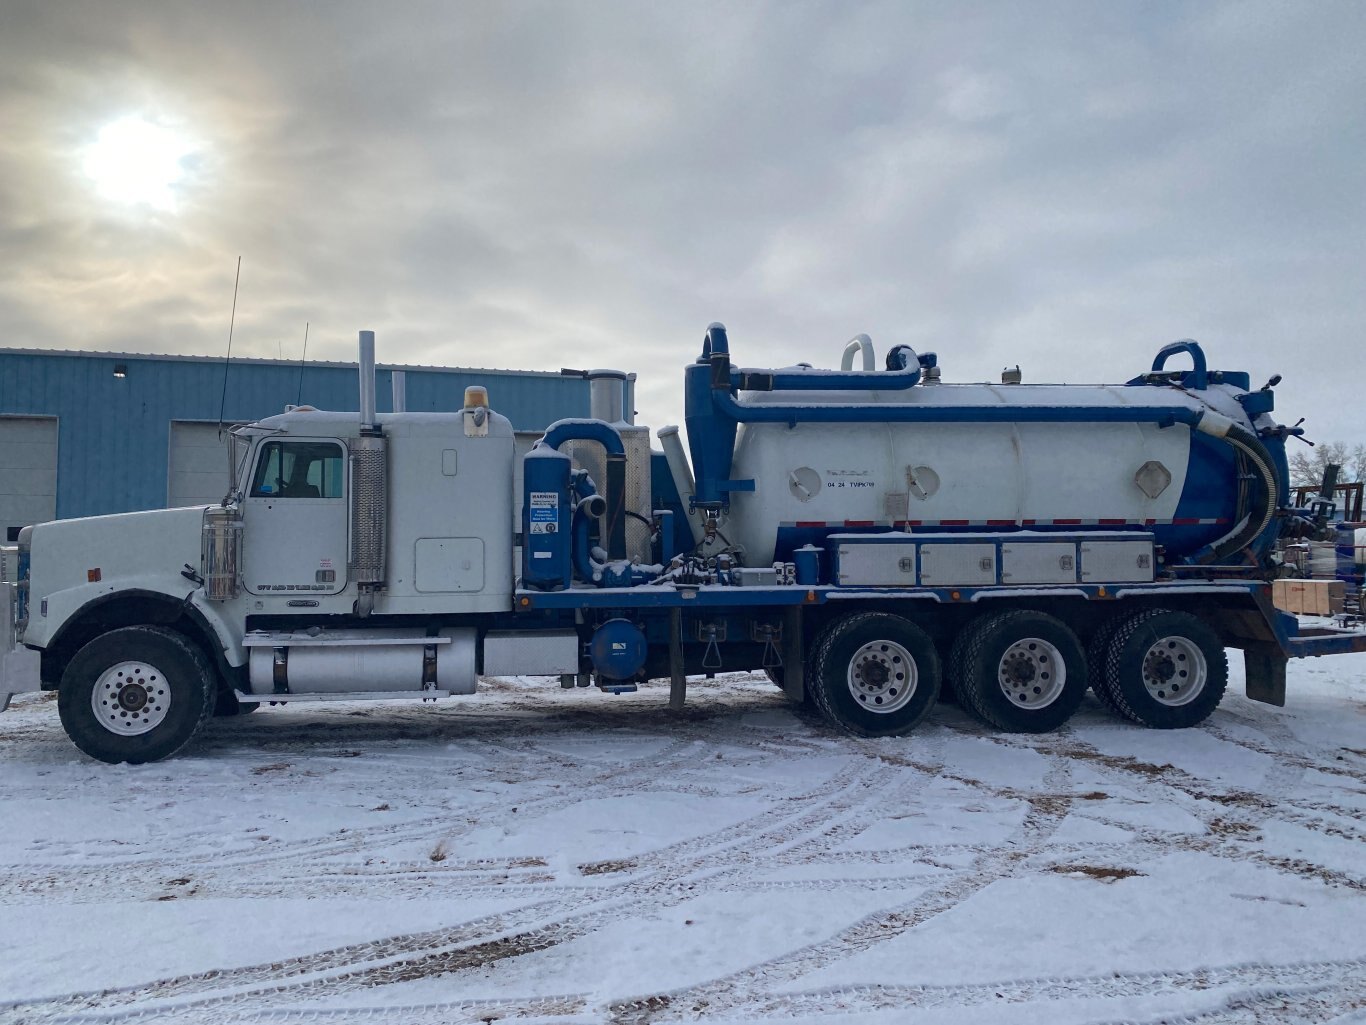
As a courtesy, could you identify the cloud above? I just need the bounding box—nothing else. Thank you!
[0,0,1363,441]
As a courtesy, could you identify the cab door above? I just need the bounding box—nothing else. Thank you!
[242,438,349,596]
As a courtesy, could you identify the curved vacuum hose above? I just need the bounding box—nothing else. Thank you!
[1196,413,1279,565]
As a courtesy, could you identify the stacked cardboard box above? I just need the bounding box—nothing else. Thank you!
[1272,578,1346,615]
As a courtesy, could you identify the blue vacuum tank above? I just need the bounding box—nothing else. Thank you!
[685,325,1289,570]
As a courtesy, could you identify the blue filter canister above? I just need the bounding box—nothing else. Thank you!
[522,446,573,590]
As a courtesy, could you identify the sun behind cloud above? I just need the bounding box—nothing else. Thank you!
[82,116,194,210]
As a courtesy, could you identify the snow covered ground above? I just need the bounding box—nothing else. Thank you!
[1,654,1364,1024]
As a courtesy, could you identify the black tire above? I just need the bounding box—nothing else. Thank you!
[956,610,1087,733]
[808,612,940,737]
[214,686,259,716]
[764,665,818,708]
[1086,613,1131,715]
[57,626,217,764]
[946,616,993,706]
[1099,609,1227,729]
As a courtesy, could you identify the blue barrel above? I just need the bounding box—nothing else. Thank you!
[794,544,822,585]
[522,446,573,590]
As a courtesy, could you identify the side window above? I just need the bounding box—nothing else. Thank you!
[250,441,345,499]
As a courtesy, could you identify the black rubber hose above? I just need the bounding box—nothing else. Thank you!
[1203,421,1278,565]
[605,455,627,560]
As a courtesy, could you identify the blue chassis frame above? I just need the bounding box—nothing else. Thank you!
[514,580,1366,660]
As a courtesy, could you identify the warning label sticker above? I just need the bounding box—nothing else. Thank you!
[529,491,558,534]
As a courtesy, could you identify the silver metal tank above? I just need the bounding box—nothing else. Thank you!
[567,370,652,564]
[722,382,1248,566]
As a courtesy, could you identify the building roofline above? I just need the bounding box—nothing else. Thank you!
[0,347,573,379]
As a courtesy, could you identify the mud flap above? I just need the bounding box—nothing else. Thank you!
[1243,645,1287,707]
[668,608,686,710]
[781,606,805,704]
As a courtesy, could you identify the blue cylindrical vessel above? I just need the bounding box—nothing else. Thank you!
[590,619,648,680]
[522,445,573,590]
[793,545,822,585]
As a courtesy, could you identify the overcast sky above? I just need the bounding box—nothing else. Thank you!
[1,1,1363,440]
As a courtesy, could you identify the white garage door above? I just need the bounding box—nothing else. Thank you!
[168,421,236,508]
[0,417,58,542]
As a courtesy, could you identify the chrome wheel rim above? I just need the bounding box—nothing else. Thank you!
[91,661,170,736]
[998,638,1066,708]
[1141,635,1206,706]
[847,640,917,714]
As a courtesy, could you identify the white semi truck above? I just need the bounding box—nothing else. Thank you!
[2,326,1360,763]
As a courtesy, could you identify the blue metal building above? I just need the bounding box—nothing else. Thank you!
[0,348,589,540]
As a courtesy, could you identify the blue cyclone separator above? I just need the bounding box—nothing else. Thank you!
[523,418,657,588]
[521,444,574,590]
[522,419,627,590]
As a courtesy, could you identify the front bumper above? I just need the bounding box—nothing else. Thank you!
[0,582,41,711]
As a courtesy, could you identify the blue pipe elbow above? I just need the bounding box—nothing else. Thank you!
[542,418,625,457]
[700,323,730,360]
[1152,340,1208,391]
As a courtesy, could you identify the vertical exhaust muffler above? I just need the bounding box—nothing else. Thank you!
[350,330,387,616]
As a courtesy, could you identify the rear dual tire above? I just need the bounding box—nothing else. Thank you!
[1094,609,1227,729]
[809,612,940,737]
[950,610,1088,733]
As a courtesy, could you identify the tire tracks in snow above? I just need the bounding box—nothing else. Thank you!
[6,687,1365,1024]
[605,749,1077,1024]
[689,956,1366,1024]
[1,749,902,1020]
[0,719,816,903]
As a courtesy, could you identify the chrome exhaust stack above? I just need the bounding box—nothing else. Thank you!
[358,330,378,427]
[350,330,387,617]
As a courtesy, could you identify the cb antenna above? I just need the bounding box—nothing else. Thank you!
[216,256,242,438]
[296,322,309,406]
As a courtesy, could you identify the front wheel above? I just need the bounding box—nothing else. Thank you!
[956,610,1088,733]
[1098,610,1227,729]
[57,626,217,764]
[808,612,940,737]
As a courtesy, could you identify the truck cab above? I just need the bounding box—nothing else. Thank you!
[5,337,537,762]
